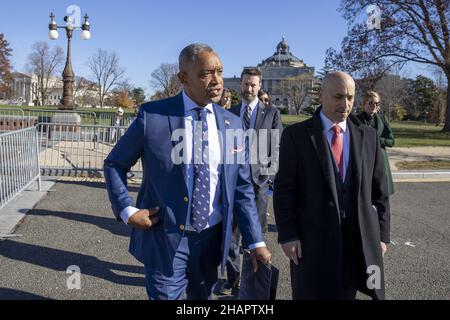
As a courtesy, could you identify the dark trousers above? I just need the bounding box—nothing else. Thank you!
[144,223,222,300]
[225,215,241,286]
[225,183,269,285]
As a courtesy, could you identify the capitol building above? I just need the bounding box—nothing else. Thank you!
[224,37,316,113]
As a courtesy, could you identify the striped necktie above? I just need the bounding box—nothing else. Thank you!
[243,105,251,130]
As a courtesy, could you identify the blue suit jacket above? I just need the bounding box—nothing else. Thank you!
[104,93,264,274]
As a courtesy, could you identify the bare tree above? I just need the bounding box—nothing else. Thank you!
[26,41,64,106]
[373,69,410,119]
[110,78,134,109]
[73,76,98,108]
[325,0,450,131]
[150,63,181,99]
[87,49,125,108]
[281,74,314,115]
[433,67,448,124]
[115,78,134,95]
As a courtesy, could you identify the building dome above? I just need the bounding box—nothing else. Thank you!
[277,37,290,54]
[262,37,304,67]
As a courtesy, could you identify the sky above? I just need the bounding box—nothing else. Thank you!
[1,0,436,97]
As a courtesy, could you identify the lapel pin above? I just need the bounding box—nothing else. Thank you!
[224,120,230,126]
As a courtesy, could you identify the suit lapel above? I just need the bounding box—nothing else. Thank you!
[348,116,364,192]
[213,104,230,205]
[167,93,188,187]
[254,101,267,130]
[307,111,340,222]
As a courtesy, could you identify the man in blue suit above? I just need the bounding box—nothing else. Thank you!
[104,43,271,300]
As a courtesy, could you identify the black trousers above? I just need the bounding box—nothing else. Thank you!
[225,183,269,285]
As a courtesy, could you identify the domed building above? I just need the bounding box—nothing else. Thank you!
[224,37,316,113]
[261,36,306,68]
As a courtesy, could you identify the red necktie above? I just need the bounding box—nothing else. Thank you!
[331,125,343,178]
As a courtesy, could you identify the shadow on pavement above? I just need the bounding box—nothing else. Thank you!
[26,209,130,237]
[55,180,140,193]
[0,241,146,287]
[0,288,51,300]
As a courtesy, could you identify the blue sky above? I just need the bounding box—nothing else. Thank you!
[1,0,434,96]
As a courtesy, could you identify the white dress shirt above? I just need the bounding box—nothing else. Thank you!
[121,91,265,249]
[319,110,350,181]
[240,98,259,129]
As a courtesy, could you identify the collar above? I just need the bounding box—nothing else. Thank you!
[241,98,259,113]
[320,109,347,133]
[182,91,214,115]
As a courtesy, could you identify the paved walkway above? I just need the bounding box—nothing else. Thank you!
[0,178,448,300]
[388,147,450,170]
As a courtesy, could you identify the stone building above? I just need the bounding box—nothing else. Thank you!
[224,37,316,113]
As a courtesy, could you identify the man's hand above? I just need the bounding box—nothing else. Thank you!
[250,247,272,272]
[281,240,302,265]
[381,242,387,257]
[127,207,160,230]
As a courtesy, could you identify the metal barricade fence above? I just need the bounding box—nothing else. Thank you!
[23,109,97,125]
[0,108,97,127]
[0,107,139,176]
[37,123,142,174]
[0,108,27,131]
[0,127,41,210]
[97,112,135,127]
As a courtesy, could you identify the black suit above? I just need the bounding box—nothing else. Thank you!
[222,100,282,289]
[273,107,390,300]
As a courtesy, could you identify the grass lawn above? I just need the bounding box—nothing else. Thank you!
[396,160,450,170]
[280,115,450,148]
[390,121,450,147]
[281,114,310,126]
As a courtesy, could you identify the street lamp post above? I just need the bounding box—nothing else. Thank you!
[48,12,91,111]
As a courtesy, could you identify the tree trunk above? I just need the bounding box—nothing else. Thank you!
[443,73,450,132]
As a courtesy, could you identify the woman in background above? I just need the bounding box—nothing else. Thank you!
[357,91,395,195]
[220,88,232,110]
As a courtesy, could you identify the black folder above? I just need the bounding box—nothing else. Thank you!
[239,250,279,300]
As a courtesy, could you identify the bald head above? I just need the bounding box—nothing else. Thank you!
[322,71,355,92]
[320,71,356,123]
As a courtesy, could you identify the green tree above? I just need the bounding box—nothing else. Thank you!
[131,87,146,105]
[0,33,13,100]
[229,89,241,106]
[410,75,437,121]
